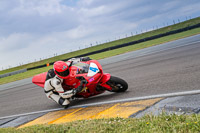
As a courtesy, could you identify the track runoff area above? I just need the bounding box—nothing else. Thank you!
[1,34,200,128]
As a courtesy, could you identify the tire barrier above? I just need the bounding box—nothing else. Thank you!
[0,69,27,78]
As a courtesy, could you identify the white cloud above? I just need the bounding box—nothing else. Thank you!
[64,25,95,39]
[14,0,63,16]
[78,0,94,7]
[0,33,33,52]
[176,2,200,16]
[78,5,106,18]
[160,1,180,12]
[0,0,78,36]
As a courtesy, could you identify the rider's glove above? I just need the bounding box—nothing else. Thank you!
[62,89,76,98]
[81,80,88,84]
[74,80,88,93]
[80,57,91,61]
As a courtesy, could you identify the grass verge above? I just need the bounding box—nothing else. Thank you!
[0,27,200,85]
[1,114,200,133]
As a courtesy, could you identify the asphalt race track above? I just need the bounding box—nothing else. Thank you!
[1,34,200,118]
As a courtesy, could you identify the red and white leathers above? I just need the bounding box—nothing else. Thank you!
[44,57,90,106]
[44,74,74,106]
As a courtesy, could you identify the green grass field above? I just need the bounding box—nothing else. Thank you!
[1,114,199,133]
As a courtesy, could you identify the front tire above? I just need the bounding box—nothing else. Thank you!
[106,76,128,92]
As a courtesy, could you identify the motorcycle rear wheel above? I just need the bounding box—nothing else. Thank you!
[106,76,128,92]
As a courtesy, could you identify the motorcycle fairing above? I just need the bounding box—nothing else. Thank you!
[99,73,112,91]
[87,62,99,77]
[32,72,47,88]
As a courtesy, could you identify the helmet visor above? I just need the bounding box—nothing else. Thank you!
[55,69,70,77]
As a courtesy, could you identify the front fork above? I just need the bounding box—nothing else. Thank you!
[98,73,112,91]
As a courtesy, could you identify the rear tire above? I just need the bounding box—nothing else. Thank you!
[106,76,128,92]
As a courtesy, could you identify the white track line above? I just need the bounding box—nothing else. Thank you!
[1,89,200,120]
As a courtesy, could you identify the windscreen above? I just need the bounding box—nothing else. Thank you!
[73,62,89,74]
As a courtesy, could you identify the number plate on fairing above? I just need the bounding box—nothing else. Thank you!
[87,63,99,77]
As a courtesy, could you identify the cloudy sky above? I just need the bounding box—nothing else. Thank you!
[0,0,200,70]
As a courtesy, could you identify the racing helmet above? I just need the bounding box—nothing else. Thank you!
[53,61,70,79]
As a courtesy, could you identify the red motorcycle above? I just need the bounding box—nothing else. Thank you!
[32,60,128,99]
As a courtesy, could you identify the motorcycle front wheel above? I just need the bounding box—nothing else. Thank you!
[106,76,128,92]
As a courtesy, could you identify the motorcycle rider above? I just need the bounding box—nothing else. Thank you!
[44,57,91,107]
